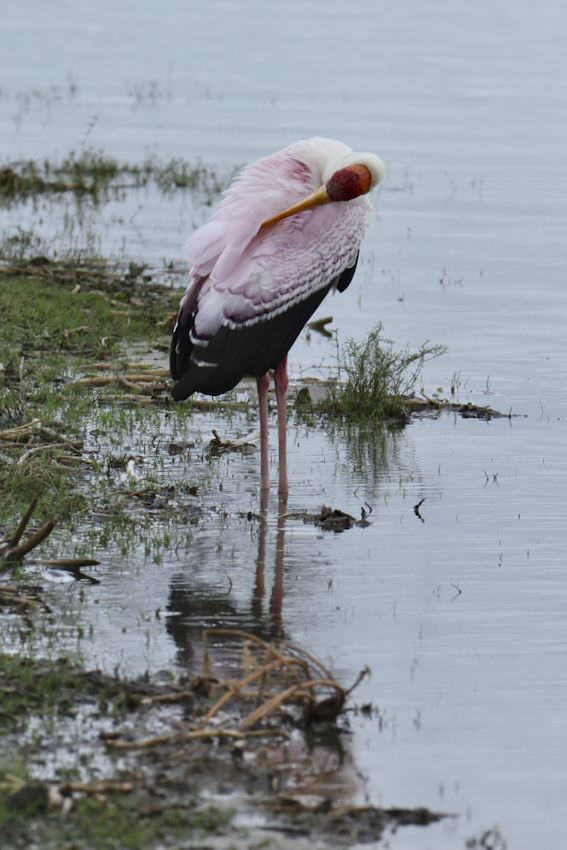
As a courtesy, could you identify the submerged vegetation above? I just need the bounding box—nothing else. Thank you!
[0,147,237,265]
[0,148,233,209]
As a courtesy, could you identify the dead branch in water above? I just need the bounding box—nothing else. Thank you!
[101,630,369,751]
[0,495,57,563]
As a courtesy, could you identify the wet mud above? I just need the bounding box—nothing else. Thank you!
[0,652,447,849]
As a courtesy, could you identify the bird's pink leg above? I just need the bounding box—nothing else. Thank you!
[256,372,270,493]
[274,355,289,497]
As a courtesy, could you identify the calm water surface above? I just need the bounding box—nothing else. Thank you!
[1,1,567,847]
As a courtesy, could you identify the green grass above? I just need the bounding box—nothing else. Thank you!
[0,149,232,208]
[0,794,233,850]
[318,324,446,421]
[0,272,169,362]
[0,269,177,530]
[0,655,87,727]
[0,268,172,518]
[0,452,85,529]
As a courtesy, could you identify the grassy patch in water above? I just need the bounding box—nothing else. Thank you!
[0,450,86,529]
[0,267,177,528]
[0,654,90,727]
[317,324,446,421]
[0,781,232,850]
[0,652,234,850]
[0,149,232,208]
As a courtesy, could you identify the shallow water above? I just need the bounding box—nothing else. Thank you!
[2,0,567,847]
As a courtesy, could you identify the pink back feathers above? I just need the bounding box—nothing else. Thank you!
[179,139,375,340]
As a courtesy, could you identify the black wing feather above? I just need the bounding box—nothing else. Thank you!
[170,255,359,400]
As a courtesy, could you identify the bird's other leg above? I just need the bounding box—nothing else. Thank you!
[256,372,270,493]
[274,355,289,498]
[270,504,286,635]
[252,508,267,619]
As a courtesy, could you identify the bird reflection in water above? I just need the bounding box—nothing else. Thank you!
[251,493,286,635]
[165,497,290,675]
[165,498,367,809]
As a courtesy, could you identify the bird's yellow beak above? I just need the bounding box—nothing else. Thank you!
[259,184,331,231]
[259,163,373,231]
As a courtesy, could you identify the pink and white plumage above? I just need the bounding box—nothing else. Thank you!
[171,138,384,495]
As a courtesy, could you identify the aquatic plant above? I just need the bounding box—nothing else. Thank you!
[0,149,232,208]
[320,324,446,420]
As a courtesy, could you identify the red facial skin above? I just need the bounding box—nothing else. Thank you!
[326,164,372,202]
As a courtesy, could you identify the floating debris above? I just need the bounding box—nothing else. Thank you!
[307,314,334,337]
[414,497,425,522]
[0,583,49,613]
[39,559,101,584]
[408,394,519,420]
[207,429,260,456]
[285,504,373,532]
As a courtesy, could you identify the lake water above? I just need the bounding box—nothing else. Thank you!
[1,1,567,847]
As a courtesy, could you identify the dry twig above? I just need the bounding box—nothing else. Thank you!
[103,630,366,752]
[0,496,57,562]
[104,728,245,750]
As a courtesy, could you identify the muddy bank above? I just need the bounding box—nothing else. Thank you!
[0,651,447,849]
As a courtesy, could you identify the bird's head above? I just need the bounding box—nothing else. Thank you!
[260,143,384,230]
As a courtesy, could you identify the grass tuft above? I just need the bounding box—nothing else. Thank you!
[320,324,446,421]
